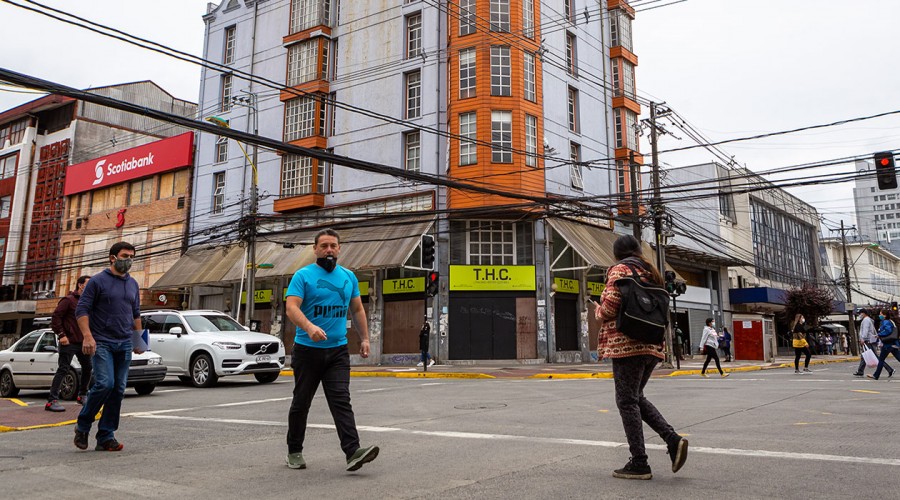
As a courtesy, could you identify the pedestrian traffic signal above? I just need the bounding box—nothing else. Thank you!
[874,152,898,190]
[421,234,435,269]
[426,271,439,297]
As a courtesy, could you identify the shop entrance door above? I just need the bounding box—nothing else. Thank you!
[554,296,578,351]
[449,297,517,359]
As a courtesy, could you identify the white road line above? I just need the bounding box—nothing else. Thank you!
[358,388,390,393]
[133,414,900,467]
[155,389,191,393]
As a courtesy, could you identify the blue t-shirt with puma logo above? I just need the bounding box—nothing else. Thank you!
[286,263,360,348]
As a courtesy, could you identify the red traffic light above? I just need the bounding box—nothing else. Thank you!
[880,157,891,167]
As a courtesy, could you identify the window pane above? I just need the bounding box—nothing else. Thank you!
[490,46,510,96]
[491,111,512,163]
[407,13,422,59]
[490,0,510,32]
[523,52,535,102]
[525,114,537,167]
[287,39,320,86]
[224,26,236,65]
[459,0,476,35]
[406,71,421,119]
[522,0,534,38]
[459,112,477,166]
[405,131,421,172]
[459,48,476,99]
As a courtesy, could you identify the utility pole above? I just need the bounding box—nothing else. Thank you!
[629,151,641,240]
[839,220,858,355]
[649,102,674,367]
[244,92,259,328]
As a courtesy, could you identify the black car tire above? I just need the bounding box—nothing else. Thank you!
[254,372,280,384]
[134,383,156,395]
[59,369,79,401]
[178,376,192,384]
[189,353,218,388]
[0,370,19,398]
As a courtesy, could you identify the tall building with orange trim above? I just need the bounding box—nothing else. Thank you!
[181,0,642,363]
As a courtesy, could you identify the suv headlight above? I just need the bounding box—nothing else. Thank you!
[212,341,242,350]
[279,340,284,351]
[147,357,162,365]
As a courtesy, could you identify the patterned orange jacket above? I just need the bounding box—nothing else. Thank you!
[597,261,665,360]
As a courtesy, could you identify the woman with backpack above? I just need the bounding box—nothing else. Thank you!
[868,308,900,380]
[791,314,812,373]
[699,318,727,377]
[595,235,688,481]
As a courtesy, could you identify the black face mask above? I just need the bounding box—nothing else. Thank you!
[316,255,337,272]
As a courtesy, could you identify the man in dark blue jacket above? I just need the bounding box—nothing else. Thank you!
[73,242,142,452]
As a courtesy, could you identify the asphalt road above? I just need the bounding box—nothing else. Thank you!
[1,362,896,499]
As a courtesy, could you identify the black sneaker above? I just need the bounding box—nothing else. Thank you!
[613,458,652,480]
[76,394,85,405]
[852,372,863,377]
[74,430,89,450]
[668,437,689,473]
[95,439,124,452]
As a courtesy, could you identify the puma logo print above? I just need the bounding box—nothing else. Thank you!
[317,279,348,302]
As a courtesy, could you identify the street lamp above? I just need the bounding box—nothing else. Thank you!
[206,114,259,327]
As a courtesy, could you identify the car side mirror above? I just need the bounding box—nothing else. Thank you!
[43,345,58,353]
[169,326,183,337]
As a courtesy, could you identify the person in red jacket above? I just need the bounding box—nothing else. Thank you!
[46,275,91,411]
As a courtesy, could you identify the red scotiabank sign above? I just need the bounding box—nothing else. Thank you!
[64,132,194,195]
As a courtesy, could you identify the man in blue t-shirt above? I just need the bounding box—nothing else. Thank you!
[284,229,379,472]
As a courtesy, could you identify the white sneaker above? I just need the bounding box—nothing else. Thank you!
[416,362,424,367]
[427,359,435,367]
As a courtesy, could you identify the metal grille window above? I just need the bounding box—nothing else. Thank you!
[568,87,579,133]
[406,71,421,119]
[215,136,227,163]
[524,51,536,101]
[287,39,319,86]
[459,48,476,99]
[290,0,330,33]
[459,112,477,166]
[491,110,512,163]
[284,96,318,141]
[459,0,476,35]
[406,12,422,59]
[525,114,537,167]
[220,74,233,112]
[468,221,515,265]
[490,0,510,32]
[609,9,633,51]
[405,131,421,173]
[212,172,226,214]
[522,0,534,38]
[282,154,313,196]
[490,46,511,96]
[566,32,577,76]
[223,26,236,65]
[570,142,583,190]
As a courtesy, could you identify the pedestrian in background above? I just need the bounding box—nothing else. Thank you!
[74,243,142,452]
[595,235,688,480]
[824,333,834,355]
[45,275,91,412]
[719,326,732,362]
[700,318,727,377]
[868,308,900,380]
[284,229,379,472]
[854,309,879,377]
[791,314,812,374]
[841,333,849,355]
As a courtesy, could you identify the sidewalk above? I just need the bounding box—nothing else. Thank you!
[282,355,859,380]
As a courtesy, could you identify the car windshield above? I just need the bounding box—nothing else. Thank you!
[184,314,247,333]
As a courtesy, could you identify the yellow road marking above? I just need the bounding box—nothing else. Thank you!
[852,389,880,394]
[597,409,609,413]
[7,398,28,407]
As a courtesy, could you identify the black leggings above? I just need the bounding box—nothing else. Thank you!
[794,347,811,370]
[702,347,723,375]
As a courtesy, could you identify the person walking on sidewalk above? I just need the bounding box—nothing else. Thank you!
[869,308,900,380]
[595,235,688,481]
[719,327,732,362]
[74,243,142,452]
[854,309,879,377]
[45,275,92,412]
[700,319,727,377]
[791,314,812,374]
[284,229,379,472]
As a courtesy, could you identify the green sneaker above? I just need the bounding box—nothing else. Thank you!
[286,452,306,469]
[346,445,379,472]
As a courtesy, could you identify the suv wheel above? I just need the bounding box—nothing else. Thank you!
[0,370,19,398]
[134,383,156,395]
[254,372,280,384]
[190,353,219,388]
[59,369,79,401]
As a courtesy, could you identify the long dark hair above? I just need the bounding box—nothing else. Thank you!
[612,235,663,285]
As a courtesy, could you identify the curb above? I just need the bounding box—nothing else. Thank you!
[527,372,614,379]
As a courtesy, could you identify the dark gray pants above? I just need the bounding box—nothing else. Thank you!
[612,355,679,464]
[857,342,879,374]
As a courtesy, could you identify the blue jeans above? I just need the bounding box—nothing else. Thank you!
[77,340,131,443]
[872,342,900,380]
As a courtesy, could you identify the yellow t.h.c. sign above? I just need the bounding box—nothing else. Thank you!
[449,265,536,291]
[383,277,425,295]
[553,277,579,294]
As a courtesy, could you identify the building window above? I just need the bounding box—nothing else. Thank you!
[0,154,16,179]
[616,159,627,195]
[459,48,476,99]
[570,142,583,190]
[567,87,579,133]
[490,46,511,96]
[459,112,477,166]
[212,172,226,214]
[0,118,28,147]
[750,199,816,284]
[490,0,510,32]
[406,12,422,59]
[405,131,421,173]
[220,74,233,112]
[611,59,621,97]
[525,114,537,167]
[467,221,515,265]
[626,109,638,149]
[718,165,735,220]
[615,112,623,149]
[564,0,575,22]
[622,61,635,99]
[290,0,330,33]
[128,178,153,205]
[459,0,476,35]
[610,8,633,52]
[215,136,228,163]
[406,71,421,119]
[523,51,536,102]
[522,0,535,38]
[284,95,319,141]
[566,32,577,76]
[158,170,188,200]
[491,110,512,163]
[223,26,236,65]
[0,196,9,218]
[287,39,320,86]
[282,154,314,196]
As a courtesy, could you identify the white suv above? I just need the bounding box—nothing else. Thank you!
[141,310,285,388]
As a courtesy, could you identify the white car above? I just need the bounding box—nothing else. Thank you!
[0,328,167,399]
[141,310,285,388]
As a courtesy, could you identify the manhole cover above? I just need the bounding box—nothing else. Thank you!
[454,402,507,410]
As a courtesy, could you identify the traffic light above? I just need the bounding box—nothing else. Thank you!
[874,152,898,190]
[426,271,439,297]
[664,270,687,296]
[892,301,898,314]
[421,234,435,269]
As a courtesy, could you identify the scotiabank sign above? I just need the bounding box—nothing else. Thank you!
[64,132,194,195]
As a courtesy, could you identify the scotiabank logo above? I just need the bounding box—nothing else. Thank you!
[92,160,105,185]
[103,153,155,178]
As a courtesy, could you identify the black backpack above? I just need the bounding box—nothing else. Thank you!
[614,263,670,344]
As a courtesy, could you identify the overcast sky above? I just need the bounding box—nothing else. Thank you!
[1,0,898,233]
